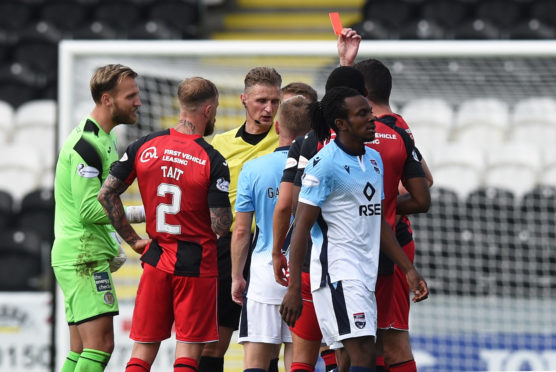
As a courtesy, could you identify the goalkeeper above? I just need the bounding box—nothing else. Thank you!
[52,64,145,372]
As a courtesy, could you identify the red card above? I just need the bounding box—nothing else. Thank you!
[329,12,343,35]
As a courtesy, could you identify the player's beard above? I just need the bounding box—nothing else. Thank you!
[204,117,215,136]
[112,102,138,125]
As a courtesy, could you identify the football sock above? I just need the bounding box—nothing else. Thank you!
[291,362,315,372]
[376,356,388,372]
[125,357,151,371]
[389,359,416,372]
[268,357,279,372]
[320,349,338,371]
[198,356,223,372]
[61,351,80,372]
[174,357,198,371]
[75,348,111,372]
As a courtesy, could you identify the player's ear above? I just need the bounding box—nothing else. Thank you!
[240,93,247,108]
[335,118,346,131]
[101,92,113,107]
[274,120,280,135]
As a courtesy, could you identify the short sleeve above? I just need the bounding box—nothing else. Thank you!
[298,156,332,207]
[235,163,255,213]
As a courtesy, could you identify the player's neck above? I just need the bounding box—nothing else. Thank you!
[369,102,392,117]
[89,108,116,134]
[175,119,203,136]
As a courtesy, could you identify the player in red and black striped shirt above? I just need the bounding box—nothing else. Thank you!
[98,77,232,372]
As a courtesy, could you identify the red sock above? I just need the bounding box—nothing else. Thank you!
[389,359,416,372]
[320,349,337,371]
[126,357,151,372]
[291,362,315,372]
[376,355,389,372]
[174,357,198,371]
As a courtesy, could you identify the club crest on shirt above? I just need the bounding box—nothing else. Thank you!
[301,173,320,187]
[77,163,99,178]
[216,177,230,192]
[353,312,366,329]
[370,159,381,174]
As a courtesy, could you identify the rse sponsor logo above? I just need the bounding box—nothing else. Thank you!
[216,178,229,192]
[94,272,112,292]
[359,203,381,216]
[140,146,158,163]
[77,164,99,178]
[301,174,320,187]
[363,182,376,201]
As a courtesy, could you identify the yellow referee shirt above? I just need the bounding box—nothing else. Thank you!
[211,123,279,231]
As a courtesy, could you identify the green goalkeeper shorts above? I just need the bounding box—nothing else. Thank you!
[53,260,119,325]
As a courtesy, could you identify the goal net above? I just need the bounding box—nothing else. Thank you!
[58,40,556,372]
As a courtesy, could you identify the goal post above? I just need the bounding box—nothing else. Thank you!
[57,40,556,372]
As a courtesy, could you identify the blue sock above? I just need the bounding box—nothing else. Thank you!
[349,367,374,372]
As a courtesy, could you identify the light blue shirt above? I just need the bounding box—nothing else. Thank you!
[236,146,290,304]
[298,139,385,292]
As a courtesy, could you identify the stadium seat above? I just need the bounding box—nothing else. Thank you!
[148,0,202,38]
[530,0,556,29]
[93,1,143,35]
[72,21,119,39]
[0,189,14,231]
[509,96,556,147]
[429,143,485,199]
[452,19,500,39]
[538,147,556,187]
[0,228,44,291]
[476,0,524,34]
[0,144,43,204]
[13,99,57,170]
[0,99,14,143]
[452,97,510,149]
[398,19,445,40]
[508,19,556,40]
[518,185,556,250]
[127,20,183,40]
[421,0,471,37]
[483,142,540,199]
[12,37,58,80]
[18,188,54,243]
[362,0,417,31]
[0,1,34,33]
[39,0,89,34]
[399,98,454,147]
[0,75,39,108]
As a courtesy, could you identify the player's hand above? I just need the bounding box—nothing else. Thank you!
[109,245,127,272]
[280,288,303,327]
[131,239,151,255]
[231,277,246,305]
[406,267,429,302]
[273,253,289,287]
[338,27,361,67]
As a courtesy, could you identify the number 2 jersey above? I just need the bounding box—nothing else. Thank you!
[110,128,231,277]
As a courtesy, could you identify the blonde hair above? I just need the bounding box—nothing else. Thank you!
[90,64,137,104]
[277,95,311,138]
[244,67,282,91]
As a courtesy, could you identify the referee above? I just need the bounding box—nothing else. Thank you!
[203,67,282,372]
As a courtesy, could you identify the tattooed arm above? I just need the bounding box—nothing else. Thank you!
[209,206,233,238]
[98,174,151,254]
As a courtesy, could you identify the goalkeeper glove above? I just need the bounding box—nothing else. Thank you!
[109,232,127,272]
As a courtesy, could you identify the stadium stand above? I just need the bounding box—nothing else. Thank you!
[0,144,43,204]
[399,97,454,147]
[0,229,44,291]
[0,99,14,143]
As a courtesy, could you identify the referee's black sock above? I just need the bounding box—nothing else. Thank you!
[198,356,224,372]
[268,357,279,372]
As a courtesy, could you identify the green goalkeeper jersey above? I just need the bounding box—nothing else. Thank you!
[51,117,120,266]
